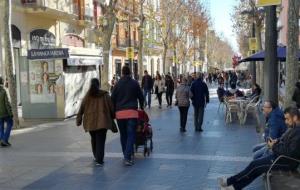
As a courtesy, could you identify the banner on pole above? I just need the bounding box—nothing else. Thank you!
[249,38,258,51]
[126,47,134,59]
[256,0,281,7]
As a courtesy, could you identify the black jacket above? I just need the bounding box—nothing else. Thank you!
[292,83,300,108]
[190,78,209,107]
[111,76,144,112]
[272,125,300,168]
[141,75,153,90]
[165,78,175,93]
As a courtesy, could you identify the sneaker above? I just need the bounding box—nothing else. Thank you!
[123,159,134,166]
[1,142,9,147]
[217,177,228,187]
[95,162,104,167]
[180,128,186,132]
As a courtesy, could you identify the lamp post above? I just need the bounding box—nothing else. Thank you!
[125,14,139,80]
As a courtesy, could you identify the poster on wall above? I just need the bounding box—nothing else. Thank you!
[29,60,60,103]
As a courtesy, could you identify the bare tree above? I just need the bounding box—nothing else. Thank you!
[284,0,300,107]
[232,0,264,85]
[3,0,19,127]
[98,0,119,91]
[155,0,184,73]
[138,0,146,80]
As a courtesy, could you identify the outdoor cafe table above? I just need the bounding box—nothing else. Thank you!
[228,98,249,124]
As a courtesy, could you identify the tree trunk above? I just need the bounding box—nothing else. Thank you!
[256,23,264,88]
[162,44,168,74]
[173,48,177,78]
[284,0,300,107]
[3,0,19,128]
[100,10,116,91]
[138,1,145,81]
[264,6,278,103]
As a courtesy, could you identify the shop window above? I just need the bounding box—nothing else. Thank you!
[115,59,122,77]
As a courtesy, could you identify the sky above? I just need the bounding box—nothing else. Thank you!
[207,0,239,53]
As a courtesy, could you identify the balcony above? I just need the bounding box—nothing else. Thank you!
[115,38,139,50]
[77,7,94,26]
[17,0,78,20]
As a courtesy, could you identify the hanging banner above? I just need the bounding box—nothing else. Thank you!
[256,0,281,7]
[249,38,258,51]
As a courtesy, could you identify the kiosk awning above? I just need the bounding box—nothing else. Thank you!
[67,55,103,66]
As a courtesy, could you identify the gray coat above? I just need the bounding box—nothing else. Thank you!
[176,84,190,107]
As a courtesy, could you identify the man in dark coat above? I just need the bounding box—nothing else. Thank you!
[111,66,144,166]
[292,82,300,109]
[190,73,209,132]
[165,74,175,107]
[218,107,300,190]
[141,70,153,108]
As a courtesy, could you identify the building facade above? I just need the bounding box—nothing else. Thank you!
[0,0,103,119]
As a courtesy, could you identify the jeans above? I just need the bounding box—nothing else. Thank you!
[166,91,173,106]
[89,129,107,163]
[143,89,152,107]
[227,154,291,190]
[157,92,163,106]
[0,117,13,143]
[253,143,272,160]
[117,118,137,161]
[179,106,189,129]
[194,106,205,130]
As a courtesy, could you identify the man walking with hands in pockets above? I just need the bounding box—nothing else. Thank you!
[190,73,209,132]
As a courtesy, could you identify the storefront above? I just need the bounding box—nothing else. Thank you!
[21,29,103,119]
[21,29,67,119]
[63,47,102,117]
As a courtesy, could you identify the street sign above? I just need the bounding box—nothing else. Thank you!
[173,56,179,64]
[256,0,281,7]
[126,47,134,59]
[192,61,202,66]
[249,38,258,51]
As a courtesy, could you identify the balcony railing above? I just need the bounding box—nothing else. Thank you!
[20,0,78,16]
[117,38,139,49]
[21,0,47,7]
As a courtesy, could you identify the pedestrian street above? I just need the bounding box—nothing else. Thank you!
[0,87,264,190]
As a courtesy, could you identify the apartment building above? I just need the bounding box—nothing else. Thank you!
[0,0,103,119]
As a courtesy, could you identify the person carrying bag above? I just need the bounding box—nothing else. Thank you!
[76,78,116,166]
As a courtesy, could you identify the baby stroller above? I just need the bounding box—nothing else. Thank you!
[135,110,153,157]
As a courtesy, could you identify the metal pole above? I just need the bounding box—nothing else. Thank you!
[264,6,278,103]
[193,35,196,73]
[128,16,133,77]
[251,20,256,84]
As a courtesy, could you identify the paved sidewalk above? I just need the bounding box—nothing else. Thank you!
[0,88,265,190]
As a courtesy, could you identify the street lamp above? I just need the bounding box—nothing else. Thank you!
[240,8,264,84]
[125,16,139,80]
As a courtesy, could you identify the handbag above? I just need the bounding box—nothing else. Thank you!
[104,95,118,133]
